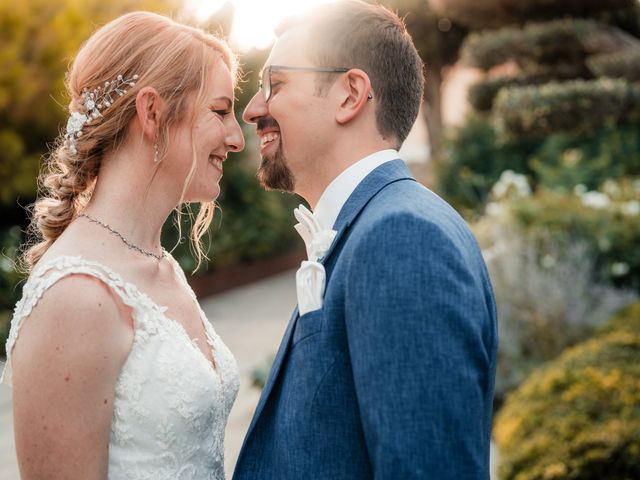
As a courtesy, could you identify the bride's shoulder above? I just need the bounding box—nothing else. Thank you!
[10,260,134,381]
[26,268,126,322]
[18,232,137,341]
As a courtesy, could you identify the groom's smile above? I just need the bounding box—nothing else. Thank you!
[252,115,294,192]
[256,117,281,157]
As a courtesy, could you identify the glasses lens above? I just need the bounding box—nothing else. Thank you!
[260,67,271,102]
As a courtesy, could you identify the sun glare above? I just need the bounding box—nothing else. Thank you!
[184,0,337,51]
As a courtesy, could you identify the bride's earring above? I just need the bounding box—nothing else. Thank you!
[153,138,160,163]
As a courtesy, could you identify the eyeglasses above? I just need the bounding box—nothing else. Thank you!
[259,65,349,102]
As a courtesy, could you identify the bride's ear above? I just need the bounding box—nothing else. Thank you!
[135,87,164,140]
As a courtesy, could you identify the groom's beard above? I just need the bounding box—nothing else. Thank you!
[257,117,295,192]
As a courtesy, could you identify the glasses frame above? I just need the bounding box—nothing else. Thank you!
[259,65,350,102]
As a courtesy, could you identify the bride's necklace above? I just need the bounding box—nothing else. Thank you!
[78,213,166,261]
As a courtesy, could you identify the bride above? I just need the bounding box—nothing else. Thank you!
[1,11,244,479]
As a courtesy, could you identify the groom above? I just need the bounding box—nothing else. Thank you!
[235,1,497,478]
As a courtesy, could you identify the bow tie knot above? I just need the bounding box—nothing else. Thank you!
[294,205,337,262]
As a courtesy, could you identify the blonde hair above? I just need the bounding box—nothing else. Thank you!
[23,11,237,271]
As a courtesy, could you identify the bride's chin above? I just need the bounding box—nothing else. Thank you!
[183,186,221,204]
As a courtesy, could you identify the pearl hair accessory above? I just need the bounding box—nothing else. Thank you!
[64,74,139,154]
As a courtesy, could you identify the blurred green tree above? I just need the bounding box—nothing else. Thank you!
[435,0,640,212]
[0,0,181,225]
[387,0,467,158]
[429,0,640,34]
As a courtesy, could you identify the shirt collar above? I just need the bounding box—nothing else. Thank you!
[313,149,399,230]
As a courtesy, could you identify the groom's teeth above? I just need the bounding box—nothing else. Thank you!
[260,132,280,147]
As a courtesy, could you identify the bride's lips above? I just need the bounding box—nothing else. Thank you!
[208,154,225,173]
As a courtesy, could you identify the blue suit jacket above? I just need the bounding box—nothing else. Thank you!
[233,160,498,479]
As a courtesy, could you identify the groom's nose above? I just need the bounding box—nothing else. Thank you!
[243,90,268,125]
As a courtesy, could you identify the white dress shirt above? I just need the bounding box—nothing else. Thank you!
[313,149,400,230]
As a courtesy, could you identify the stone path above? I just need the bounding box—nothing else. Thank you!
[0,269,499,478]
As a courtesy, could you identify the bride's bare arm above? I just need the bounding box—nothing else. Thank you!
[11,274,133,479]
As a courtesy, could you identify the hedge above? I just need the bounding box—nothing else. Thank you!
[468,64,588,112]
[511,184,640,292]
[438,115,640,214]
[493,78,640,139]
[437,114,540,214]
[437,0,640,35]
[461,19,612,71]
[494,302,640,480]
[587,48,640,82]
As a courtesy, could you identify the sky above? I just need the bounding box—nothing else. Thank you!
[183,0,336,51]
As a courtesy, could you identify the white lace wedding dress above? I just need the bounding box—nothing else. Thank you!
[1,255,240,480]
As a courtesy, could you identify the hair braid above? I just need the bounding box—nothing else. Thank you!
[24,144,100,268]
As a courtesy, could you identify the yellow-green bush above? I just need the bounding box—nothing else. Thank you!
[494,302,640,480]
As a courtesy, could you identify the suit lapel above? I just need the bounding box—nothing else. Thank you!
[238,159,415,452]
[320,159,415,266]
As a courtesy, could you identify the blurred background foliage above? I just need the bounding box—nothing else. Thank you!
[433,0,640,476]
[494,302,640,480]
[2,0,640,477]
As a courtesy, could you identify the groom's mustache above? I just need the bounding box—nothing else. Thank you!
[257,117,280,132]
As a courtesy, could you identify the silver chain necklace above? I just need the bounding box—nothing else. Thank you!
[78,213,166,260]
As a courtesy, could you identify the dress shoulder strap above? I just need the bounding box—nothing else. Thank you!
[1,255,164,386]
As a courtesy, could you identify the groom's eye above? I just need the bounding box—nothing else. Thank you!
[270,80,283,92]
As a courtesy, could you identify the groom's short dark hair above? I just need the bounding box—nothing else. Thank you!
[276,0,425,147]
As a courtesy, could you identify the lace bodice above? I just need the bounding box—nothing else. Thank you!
[1,255,240,480]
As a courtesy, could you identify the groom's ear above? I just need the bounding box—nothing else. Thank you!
[135,87,164,140]
[334,69,373,125]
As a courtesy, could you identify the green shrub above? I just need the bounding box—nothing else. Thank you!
[494,78,640,140]
[462,19,606,71]
[510,183,640,291]
[469,77,520,112]
[437,0,639,33]
[0,225,24,358]
[439,115,640,215]
[468,64,588,112]
[0,311,10,359]
[474,215,636,403]
[587,48,640,82]
[494,302,640,480]
[438,115,540,214]
[530,123,640,192]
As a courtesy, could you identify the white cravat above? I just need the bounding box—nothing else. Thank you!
[294,205,337,262]
[294,205,337,315]
[292,149,399,315]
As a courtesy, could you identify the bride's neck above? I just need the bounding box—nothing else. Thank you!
[82,150,178,252]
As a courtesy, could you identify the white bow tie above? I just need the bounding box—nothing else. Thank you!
[293,205,337,315]
[293,205,337,262]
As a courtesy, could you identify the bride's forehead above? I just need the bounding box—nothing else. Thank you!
[202,64,235,96]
